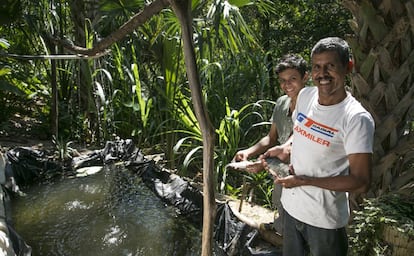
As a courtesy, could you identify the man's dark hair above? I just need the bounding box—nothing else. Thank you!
[275,54,308,78]
[311,37,350,67]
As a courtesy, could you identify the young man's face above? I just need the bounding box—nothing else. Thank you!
[278,68,307,99]
[311,51,349,101]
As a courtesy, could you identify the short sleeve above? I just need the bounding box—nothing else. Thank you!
[344,112,375,154]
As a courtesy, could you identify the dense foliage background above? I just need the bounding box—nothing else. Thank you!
[0,0,352,201]
[2,1,414,255]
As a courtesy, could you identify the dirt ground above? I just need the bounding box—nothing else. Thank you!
[226,197,275,224]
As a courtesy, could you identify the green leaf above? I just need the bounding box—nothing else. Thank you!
[228,0,253,8]
[0,67,11,76]
[0,38,10,49]
[0,80,24,95]
[94,81,106,105]
[99,0,144,12]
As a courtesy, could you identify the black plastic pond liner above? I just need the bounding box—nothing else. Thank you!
[134,161,204,227]
[6,147,63,186]
[215,203,255,255]
[5,139,281,256]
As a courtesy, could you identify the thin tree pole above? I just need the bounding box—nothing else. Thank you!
[50,49,58,139]
[170,1,216,255]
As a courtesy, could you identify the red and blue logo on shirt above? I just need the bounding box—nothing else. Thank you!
[295,113,339,147]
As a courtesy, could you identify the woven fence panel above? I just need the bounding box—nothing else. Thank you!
[342,0,414,197]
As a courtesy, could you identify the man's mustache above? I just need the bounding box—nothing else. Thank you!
[315,76,333,81]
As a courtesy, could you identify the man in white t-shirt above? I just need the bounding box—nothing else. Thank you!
[263,37,375,256]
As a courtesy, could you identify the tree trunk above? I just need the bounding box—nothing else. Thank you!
[342,0,414,198]
[50,48,58,138]
[170,1,217,255]
[69,0,94,142]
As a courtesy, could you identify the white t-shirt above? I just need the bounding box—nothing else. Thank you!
[281,87,375,229]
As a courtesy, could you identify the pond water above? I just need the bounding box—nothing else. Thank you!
[11,164,203,255]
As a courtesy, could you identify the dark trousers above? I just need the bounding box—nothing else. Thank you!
[283,209,348,256]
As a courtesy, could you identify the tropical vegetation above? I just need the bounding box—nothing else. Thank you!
[0,0,413,255]
[0,0,352,196]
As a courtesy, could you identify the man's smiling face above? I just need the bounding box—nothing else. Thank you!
[311,51,349,105]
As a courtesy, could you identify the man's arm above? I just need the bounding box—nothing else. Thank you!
[275,153,372,193]
[260,135,292,163]
[233,123,279,161]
